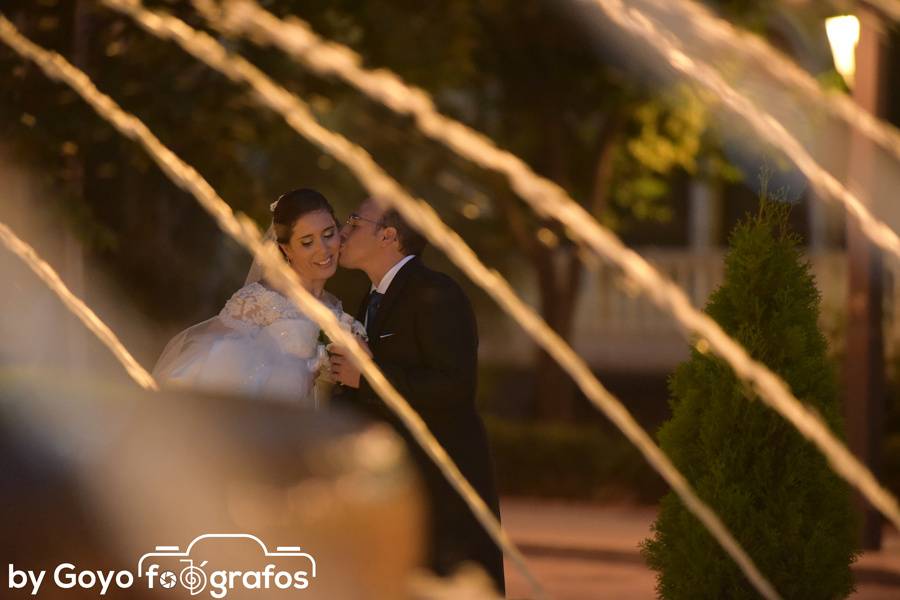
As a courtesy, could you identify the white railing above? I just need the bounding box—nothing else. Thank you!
[481,249,898,370]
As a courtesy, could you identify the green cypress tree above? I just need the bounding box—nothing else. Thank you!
[640,192,859,598]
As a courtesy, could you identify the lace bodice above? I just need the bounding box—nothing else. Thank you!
[219,282,342,330]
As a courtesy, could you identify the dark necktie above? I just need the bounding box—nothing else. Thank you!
[365,290,384,337]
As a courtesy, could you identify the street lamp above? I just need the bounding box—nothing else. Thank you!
[825,15,861,87]
[831,8,886,551]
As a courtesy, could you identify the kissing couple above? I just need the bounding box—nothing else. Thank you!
[153,188,505,594]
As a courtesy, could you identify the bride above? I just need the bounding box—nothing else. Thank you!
[153,188,350,406]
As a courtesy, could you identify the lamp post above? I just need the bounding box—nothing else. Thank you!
[828,8,888,551]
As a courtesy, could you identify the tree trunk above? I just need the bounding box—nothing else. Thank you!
[532,110,622,421]
[530,113,579,420]
[63,0,92,372]
[532,246,583,420]
[493,110,622,421]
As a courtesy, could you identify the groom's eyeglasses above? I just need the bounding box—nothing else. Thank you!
[345,214,383,230]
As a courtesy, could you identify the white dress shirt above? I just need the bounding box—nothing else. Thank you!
[372,254,416,294]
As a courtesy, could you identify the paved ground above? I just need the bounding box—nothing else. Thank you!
[499,498,900,599]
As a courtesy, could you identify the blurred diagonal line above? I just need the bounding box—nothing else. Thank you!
[0,220,158,391]
[197,0,900,540]
[97,2,782,597]
[573,0,900,257]
[205,0,900,270]
[581,0,900,523]
[863,0,900,23]
[0,13,546,599]
[642,0,900,162]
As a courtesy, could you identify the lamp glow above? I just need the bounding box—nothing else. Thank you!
[825,15,860,87]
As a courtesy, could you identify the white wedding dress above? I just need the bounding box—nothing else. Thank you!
[153,282,341,406]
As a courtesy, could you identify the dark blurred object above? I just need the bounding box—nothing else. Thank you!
[485,416,666,503]
[0,370,424,598]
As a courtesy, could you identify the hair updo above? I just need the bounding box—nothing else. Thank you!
[272,188,336,244]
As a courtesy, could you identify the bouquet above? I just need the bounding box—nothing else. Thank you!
[314,312,367,383]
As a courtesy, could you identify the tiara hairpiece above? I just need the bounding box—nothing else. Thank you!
[270,193,285,213]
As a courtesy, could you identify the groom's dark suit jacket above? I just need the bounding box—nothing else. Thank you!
[335,256,505,593]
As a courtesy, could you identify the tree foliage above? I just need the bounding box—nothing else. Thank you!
[2,0,753,418]
[640,191,859,598]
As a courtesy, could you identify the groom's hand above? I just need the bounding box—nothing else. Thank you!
[327,341,371,389]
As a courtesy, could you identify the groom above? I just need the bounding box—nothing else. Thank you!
[329,198,505,593]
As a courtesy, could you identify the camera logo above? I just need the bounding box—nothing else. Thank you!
[137,534,316,598]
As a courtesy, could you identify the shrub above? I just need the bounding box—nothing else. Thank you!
[640,197,859,598]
